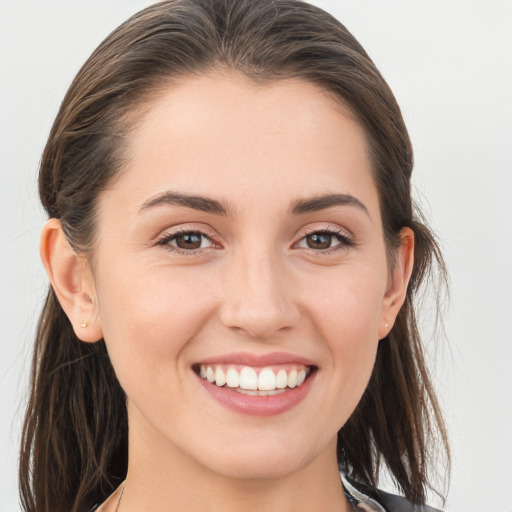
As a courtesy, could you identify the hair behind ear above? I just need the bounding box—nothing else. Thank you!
[20,289,128,512]
[339,216,449,504]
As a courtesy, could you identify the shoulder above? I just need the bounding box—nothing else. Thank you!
[342,475,443,512]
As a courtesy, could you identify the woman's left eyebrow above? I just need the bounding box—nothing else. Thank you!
[289,193,370,218]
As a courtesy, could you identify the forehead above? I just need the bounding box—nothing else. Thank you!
[103,72,379,220]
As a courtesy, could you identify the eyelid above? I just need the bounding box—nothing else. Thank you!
[297,224,354,242]
[300,224,353,239]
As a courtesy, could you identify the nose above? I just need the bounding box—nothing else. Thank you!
[218,250,301,340]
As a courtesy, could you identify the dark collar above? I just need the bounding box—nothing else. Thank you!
[342,474,443,512]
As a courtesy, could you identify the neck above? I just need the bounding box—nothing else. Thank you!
[119,413,351,512]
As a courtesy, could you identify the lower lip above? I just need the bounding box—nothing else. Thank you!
[196,370,316,417]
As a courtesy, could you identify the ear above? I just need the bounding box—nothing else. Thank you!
[40,218,103,342]
[378,227,415,340]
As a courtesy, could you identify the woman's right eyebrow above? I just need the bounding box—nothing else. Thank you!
[138,191,233,216]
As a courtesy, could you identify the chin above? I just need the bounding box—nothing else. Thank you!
[194,434,323,482]
[204,454,306,481]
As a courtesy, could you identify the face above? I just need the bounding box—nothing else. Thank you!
[87,73,403,480]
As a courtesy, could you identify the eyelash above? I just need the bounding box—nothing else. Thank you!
[155,226,355,256]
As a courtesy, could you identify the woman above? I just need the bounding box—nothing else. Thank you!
[19,0,449,511]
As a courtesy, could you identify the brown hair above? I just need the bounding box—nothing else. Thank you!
[20,1,449,511]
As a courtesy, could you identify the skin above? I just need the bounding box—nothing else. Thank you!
[41,73,414,512]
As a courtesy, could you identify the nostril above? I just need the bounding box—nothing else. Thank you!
[218,283,301,339]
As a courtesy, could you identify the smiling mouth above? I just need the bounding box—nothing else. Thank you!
[193,364,316,396]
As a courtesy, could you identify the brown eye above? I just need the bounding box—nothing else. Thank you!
[296,229,353,253]
[157,229,217,254]
[305,233,334,250]
[174,232,203,250]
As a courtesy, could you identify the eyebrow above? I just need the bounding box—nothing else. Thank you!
[139,191,232,216]
[289,193,369,217]
[138,190,369,218]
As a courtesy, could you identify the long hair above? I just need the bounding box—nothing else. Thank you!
[20,1,450,510]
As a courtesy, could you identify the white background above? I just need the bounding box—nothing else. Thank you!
[1,1,511,511]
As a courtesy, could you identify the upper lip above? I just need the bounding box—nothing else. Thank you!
[195,351,316,367]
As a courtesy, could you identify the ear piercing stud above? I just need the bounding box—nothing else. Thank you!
[80,322,88,328]
[385,323,389,328]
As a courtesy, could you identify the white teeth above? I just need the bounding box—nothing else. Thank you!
[258,368,276,390]
[237,388,287,396]
[198,364,311,391]
[265,389,287,396]
[215,367,226,387]
[288,369,297,388]
[226,367,239,388]
[276,369,288,389]
[239,366,258,390]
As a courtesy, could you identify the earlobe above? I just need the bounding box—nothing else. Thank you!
[378,227,415,340]
[40,218,103,342]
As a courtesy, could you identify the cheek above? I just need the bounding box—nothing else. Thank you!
[307,265,385,344]
[304,266,385,407]
[95,262,217,384]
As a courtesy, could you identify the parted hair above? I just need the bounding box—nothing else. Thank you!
[20,1,449,511]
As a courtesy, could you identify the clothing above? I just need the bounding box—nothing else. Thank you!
[342,475,442,512]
